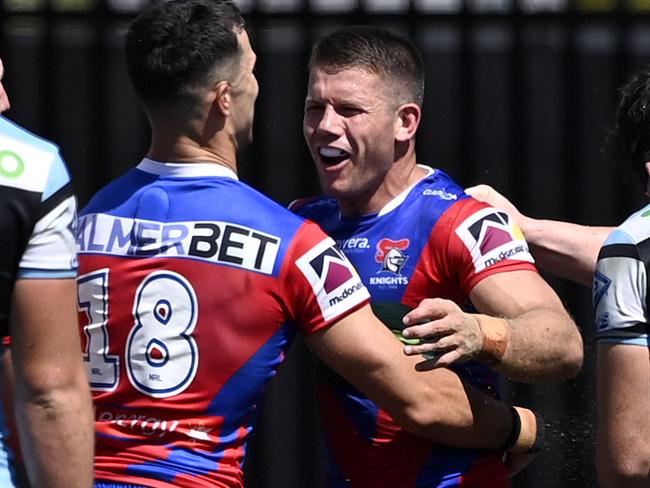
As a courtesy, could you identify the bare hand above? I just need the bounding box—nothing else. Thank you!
[402,298,483,368]
[465,185,523,226]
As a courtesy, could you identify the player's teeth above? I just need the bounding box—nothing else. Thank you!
[320,147,347,157]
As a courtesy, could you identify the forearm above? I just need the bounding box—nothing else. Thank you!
[16,372,94,488]
[398,367,535,452]
[309,308,537,451]
[520,216,610,287]
[475,308,583,382]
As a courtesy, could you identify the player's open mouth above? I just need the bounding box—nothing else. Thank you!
[319,146,350,166]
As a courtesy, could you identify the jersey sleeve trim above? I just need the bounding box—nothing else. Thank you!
[597,335,649,347]
[282,221,371,336]
[598,242,640,260]
[17,268,77,279]
[19,196,77,272]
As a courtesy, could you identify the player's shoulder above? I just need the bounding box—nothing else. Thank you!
[409,166,468,206]
[614,204,650,244]
[598,204,650,261]
[0,116,61,156]
[0,116,69,195]
[288,194,338,219]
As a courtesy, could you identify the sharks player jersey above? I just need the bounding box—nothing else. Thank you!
[291,166,536,487]
[0,115,77,487]
[0,116,77,336]
[76,159,370,488]
[593,203,650,346]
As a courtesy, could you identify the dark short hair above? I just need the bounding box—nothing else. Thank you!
[125,0,245,104]
[308,25,425,107]
[603,67,650,190]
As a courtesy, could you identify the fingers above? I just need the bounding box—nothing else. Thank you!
[404,334,454,357]
[404,333,473,365]
[413,350,463,371]
[402,297,457,327]
[402,299,485,366]
[464,184,493,200]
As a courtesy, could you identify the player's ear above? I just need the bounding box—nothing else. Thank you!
[394,103,421,142]
[213,80,232,117]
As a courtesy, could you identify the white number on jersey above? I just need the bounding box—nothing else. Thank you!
[78,269,199,398]
[78,269,119,390]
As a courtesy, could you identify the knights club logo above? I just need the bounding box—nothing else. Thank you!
[375,238,410,275]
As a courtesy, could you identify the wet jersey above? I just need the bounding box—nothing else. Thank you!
[76,159,370,488]
[593,203,650,346]
[0,115,77,487]
[291,166,536,488]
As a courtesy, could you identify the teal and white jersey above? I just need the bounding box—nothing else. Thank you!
[0,115,77,487]
[0,115,77,335]
[593,203,650,346]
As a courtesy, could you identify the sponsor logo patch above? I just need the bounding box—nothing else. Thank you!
[422,188,458,200]
[336,237,370,252]
[455,208,534,272]
[593,269,611,312]
[0,133,54,191]
[77,214,281,275]
[296,238,369,321]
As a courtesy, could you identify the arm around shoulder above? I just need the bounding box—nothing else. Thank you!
[306,304,539,451]
[466,184,611,286]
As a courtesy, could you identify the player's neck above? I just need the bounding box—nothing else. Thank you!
[147,132,238,174]
[339,160,427,218]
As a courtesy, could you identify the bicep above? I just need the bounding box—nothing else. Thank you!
[597,342,650,468]
[469,270,564,317]
[9,278,83,385]
[306,304,416,395]
[306,304,445,424]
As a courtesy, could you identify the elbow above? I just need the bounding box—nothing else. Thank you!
[393,398,470,440]
[597,442,650,487]
[16,369,91,418]
[550,327,583,380]
[566,331,584,377]
[598,459,650,487]
[560,339,584,379]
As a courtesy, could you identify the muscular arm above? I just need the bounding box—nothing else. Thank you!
[402,270,583,382]
[466,184,611,286]
[306,304,536,451]
[10,278,94,488]
[516,218,610,287]
[597,343,650,487]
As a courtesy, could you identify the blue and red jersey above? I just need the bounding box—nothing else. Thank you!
[291,166,537,488]
[76,159,370,487]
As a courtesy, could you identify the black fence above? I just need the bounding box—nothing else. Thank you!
[2,1,650,487]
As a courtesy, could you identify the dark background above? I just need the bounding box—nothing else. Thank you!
[2,0,649,486]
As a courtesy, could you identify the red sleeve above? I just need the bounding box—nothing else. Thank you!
[280,220,370,336]
[406,198,537,304]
